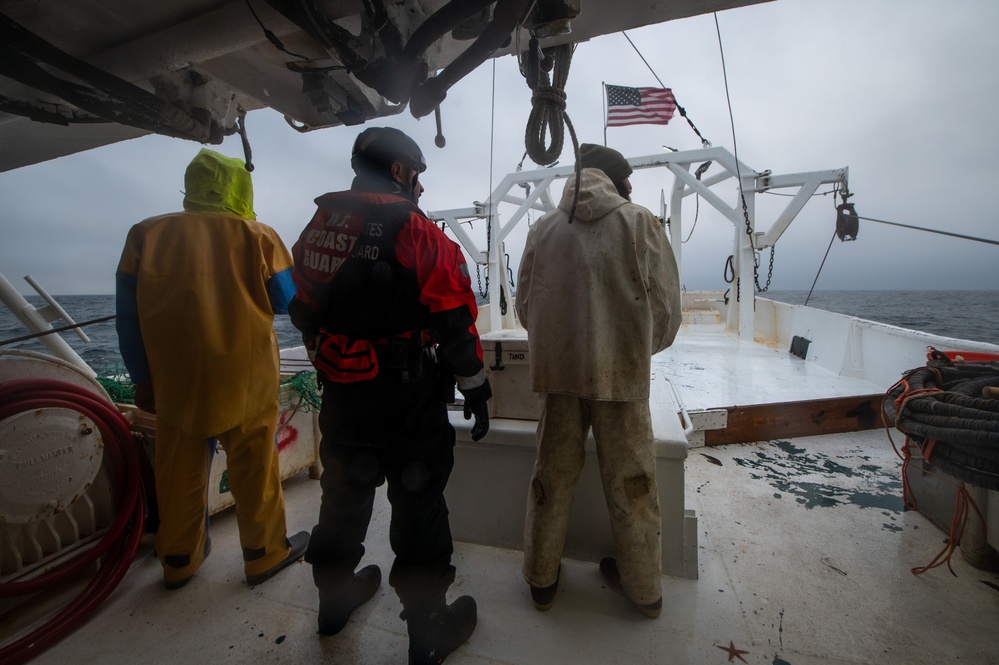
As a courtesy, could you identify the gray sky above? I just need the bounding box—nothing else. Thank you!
[2,0,998,296]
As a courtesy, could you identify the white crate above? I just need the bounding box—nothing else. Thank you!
[481,329,540,421]
[207,375,321,513]
[122,376,321,517]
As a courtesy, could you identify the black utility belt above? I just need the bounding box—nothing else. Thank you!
[375,336,437,381]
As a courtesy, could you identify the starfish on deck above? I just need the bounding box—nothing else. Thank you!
[716,640,750,663]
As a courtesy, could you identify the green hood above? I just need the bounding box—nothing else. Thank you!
[182,148,255,219]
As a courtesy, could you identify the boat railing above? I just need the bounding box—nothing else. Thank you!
[0,271,94,376]
[754,296,999,387]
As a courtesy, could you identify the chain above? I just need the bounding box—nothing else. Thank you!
[484,211,492,298]
[737,191,775,293]
[758,246,774,293]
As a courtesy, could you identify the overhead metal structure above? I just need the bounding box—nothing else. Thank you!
[0,0,769,172]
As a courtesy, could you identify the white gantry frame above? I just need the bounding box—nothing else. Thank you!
[428,146,848,339]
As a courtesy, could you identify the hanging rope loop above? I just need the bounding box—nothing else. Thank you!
[529,85,566,110]
[526,85,567,165]
[524,42,573,166]
[521,40,580,223]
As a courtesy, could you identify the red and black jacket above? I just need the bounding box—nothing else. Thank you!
[289,186,486,388]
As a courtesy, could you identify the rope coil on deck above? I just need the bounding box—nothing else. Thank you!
[884,354,999,492]
[882,352,999,575]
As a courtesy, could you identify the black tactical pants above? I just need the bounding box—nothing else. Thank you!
[306,362,457,609]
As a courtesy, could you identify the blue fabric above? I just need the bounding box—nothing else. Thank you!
[115,270,151,383]
[267,266,296,315]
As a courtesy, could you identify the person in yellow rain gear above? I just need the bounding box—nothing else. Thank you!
[115,148,309,590]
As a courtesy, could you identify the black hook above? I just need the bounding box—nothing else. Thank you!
[236,108,254,172]
[434,106,446,148]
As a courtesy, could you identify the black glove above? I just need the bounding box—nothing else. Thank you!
[133,380,156,414]
[304,333,318,364]
[461,379,492,441]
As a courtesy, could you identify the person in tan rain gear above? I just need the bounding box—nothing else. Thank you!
[116,148,309,590]
[516,143,682,617]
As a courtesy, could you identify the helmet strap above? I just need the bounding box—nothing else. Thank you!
[389,160,419,203]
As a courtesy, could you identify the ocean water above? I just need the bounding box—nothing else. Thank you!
[1,291,997,373]
[0,294,304,374]
[762,290,999,347]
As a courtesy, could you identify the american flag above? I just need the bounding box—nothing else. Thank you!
[605,85,677,127]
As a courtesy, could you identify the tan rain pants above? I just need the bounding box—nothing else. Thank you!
[523,393,662,605]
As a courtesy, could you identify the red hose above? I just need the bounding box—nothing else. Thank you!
[0,378,146,665]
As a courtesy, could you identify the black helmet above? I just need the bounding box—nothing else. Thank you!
[351,126,427,175]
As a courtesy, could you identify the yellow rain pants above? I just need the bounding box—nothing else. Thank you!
[155,403,290,584]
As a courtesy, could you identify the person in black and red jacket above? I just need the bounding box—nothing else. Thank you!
[289,126,491,664]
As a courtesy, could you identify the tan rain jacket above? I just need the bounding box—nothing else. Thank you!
[515,168,681,401]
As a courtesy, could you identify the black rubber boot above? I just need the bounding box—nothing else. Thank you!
[404,595,477,665]
[246,531,310,586]
[317,564,382,635]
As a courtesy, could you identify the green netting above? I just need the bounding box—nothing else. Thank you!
[280,371,321,412]
[96,366,321,413]
[96,364,135,404]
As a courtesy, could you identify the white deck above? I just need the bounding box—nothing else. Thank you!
[18,430,999,665]
[7,321,999,665]
[659,323,884,411]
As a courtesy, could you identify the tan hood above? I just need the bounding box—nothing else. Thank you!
[557,168,629,223]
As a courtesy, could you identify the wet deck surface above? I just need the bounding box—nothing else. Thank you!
[15,428,999,665]
[7,323,999,664]
[657,323,884,412]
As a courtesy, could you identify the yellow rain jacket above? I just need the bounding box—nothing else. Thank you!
[116,149,295,436]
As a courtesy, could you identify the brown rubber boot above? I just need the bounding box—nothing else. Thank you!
[599,557,662,618]
[529,565,560,611]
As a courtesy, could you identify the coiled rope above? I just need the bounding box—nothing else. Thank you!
[882,352,999,575]
[524,42,571,165]
[523,41,581,223]
[883,356,999,491]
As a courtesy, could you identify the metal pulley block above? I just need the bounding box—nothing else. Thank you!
[836,201,859,241]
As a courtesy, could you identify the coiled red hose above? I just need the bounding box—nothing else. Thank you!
[0,378,146,665]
